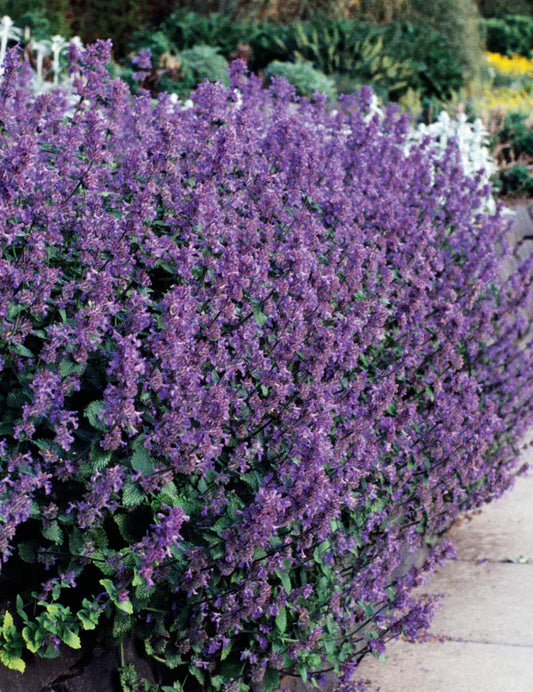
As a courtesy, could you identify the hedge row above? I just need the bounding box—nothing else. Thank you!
[0,44,532,690]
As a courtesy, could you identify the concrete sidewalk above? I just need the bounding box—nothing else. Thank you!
[354,448,533,692]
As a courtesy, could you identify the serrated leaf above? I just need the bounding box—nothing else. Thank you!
[112,611,133,639]
[0,648,25,672]
[220,641,232,661]
[84,401,107,432]
[77,611,97,630]
[77,599,102,631]
[157,481,179,505]
[59,359,84,378]
[15,597,25,622]
[89,442,113,471]
[18,543,35,563]
[122,480,145,507]
[99,579,116,597]
[60,628,81,649]
[22,626,41,653]
[131,447,155,474]
[1,612,16,639]
[41,522,63,544]
[115,599,133,615]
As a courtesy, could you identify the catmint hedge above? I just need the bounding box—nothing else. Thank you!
[1,40,533,691]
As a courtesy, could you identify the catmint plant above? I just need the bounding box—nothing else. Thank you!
[0,45,531,692]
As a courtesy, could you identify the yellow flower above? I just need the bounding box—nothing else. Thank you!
[486,52,533,77]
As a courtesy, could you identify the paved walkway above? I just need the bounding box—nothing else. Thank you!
[354,445,533,692]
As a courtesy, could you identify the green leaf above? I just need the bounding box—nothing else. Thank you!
[18,542,36,563]
[90,441,113,471]
[84,401,107,432]
[0,648,25,672]
[220,641,232,661]
[263,667,280,692]
[22,625,42,654]
[122,480,145,507]
[275,569,292,595]
[77,611,97,630]
[190,666,205,685]
[113,611,133,639]
[359,601,374,618]
[77,599,102,631]
[60,628,81,649]
[115,599,133,615]
[99,579,116,597]
[131,447,156,474]
[41,522,63,545]
[1,612,16,639]
[252,305,268,326]
[59,358,84,378]
[275,607,287,634]
[15,597,26,622]
[9,343,33,358]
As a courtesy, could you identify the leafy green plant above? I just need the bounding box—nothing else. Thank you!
[500,111,533,157]
[0,0,70,37]
[159,10,251,57]
[500,163,533,194]
[482,15,533,56]
[177,44,230,92]
[407,0,484,83]
[265,59,337,99]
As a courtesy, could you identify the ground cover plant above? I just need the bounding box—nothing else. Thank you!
[1,42,533,691]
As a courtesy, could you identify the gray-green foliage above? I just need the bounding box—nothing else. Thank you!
[265,60,337,100]
[179,44,230,89]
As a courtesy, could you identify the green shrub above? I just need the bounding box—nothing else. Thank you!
[176,44,230,92]
[254,18,463,102]
[0,0,70,37]
[500,111,533,157]
[128,29,174,65]
[380,21,465,102]
[406,0,484,83]
[500,163,533,194]
[158,10,253,57]
[265,59,337,99]
[482,15,533,55]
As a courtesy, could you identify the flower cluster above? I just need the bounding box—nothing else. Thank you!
[486,51,533,78]
[0,48,532,690]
